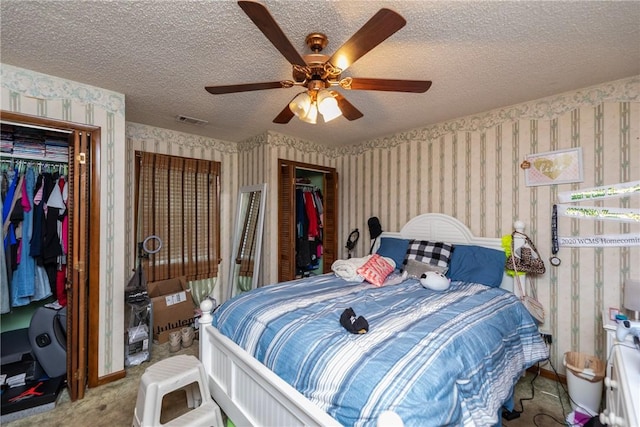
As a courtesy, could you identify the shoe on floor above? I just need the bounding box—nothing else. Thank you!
[44,300,64,310]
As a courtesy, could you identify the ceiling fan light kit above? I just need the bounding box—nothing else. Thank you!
[317,90,342,122]
[289,88,342,124]
[289,92,315,123]
[205,1,432,125]
[289,92,311,118]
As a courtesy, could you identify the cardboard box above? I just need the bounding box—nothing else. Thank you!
[147,276,196,343]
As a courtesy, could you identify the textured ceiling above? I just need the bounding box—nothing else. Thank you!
[1,1,639,147]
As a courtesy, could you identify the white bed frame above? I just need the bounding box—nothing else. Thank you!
[198,213,526,426]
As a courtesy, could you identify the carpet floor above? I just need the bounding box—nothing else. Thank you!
[3,341,580,427]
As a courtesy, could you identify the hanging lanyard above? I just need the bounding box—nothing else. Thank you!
[550,204,561,266]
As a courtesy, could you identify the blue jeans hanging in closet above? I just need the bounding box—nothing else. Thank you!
[11,168,52,306]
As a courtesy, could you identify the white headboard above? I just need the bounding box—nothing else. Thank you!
[374,213,525,292]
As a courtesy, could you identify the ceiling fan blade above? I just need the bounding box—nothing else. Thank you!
[332,92,363,121]
[205,81,291,94]
[238,1,307,67]
[273,105,294,124]
[343,78,432,93]
[328,8,406,72]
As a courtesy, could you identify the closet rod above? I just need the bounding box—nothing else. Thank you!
[1,155,68,165]
[1,157,68,174]
[3,152,69,163]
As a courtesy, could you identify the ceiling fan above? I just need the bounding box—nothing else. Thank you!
[205,1,432,124]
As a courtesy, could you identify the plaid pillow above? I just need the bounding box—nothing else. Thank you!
[402,240,454,270]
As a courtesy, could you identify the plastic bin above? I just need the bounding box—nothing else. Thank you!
[563,352,605,416]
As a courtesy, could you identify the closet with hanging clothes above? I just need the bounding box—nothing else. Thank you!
[1,111,99,402]
[295,177,324,276]
[0,122,73,415]
[278,159,338,282]
[1,124,71,316]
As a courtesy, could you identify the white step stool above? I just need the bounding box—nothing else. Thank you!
[132,354,223,427]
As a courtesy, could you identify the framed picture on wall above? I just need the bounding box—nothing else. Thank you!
[524,147,584,187]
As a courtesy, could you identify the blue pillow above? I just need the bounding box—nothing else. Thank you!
[446,245,505,288]
[376,237,410,269]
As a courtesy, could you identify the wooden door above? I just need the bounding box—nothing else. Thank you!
[277,159,338,282]
[278,161,296,282]
[67,130,90,400]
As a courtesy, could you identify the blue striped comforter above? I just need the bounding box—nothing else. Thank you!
[213,274,548,427]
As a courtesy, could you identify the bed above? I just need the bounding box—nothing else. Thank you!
[198,213,549,426]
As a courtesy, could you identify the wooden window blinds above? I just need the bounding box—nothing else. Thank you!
[137,152,221,282]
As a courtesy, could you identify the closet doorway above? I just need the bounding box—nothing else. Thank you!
[1,111,101,401]
[278,159,338,282]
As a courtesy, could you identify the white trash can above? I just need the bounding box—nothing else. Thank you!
[563,352,605,417]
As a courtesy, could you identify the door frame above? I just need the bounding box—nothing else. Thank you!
[0,110,106,398]
[277,159,338,282]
